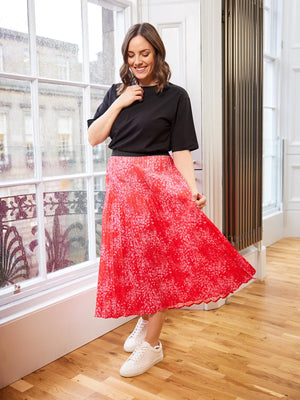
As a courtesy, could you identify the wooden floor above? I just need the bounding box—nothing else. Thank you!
[1,238,299,400]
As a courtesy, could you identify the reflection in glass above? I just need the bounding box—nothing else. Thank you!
[88,2,116,84]
[39,82,85,176]
[0,78,35,181]
[40,179,88,274]
[35,0,83,81]
[0,0,29,75]
[0,185,38,289]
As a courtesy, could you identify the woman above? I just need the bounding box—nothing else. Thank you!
[88,23,256,378]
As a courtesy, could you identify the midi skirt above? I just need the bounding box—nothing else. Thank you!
[95,155,256,318]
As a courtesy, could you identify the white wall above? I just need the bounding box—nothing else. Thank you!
[281,0,300,237]
[0,285,133,388]
[261,0,300,246]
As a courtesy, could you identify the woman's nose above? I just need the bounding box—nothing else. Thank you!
[134,55,142,65]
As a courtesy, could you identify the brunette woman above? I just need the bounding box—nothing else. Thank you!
[88,23,255,378]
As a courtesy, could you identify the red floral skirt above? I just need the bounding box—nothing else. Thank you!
[95,155,256,318]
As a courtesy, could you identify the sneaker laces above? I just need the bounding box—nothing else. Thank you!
[128,318,148,339]
[127,342,149,363]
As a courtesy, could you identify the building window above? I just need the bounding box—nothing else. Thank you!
[263,0,283,214]
[24,114,34,168]
[0,113,10,173]
[0,113,7,153]
[0,0,129,318]
[0,45,3,71]
[58,116,73,163]
[57,56,70,80]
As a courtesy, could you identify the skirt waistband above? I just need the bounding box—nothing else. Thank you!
[112,149,170,157]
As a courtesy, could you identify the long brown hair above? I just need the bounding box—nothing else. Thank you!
[117,23,171,94]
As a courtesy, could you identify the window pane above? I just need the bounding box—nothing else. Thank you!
[39,83,85,176]
[35,0,82,81]
[0,185,38,289]
[0,0,30,75]
[0,78,35,181]
[90,87,112,172]
[263,108,275,144]
[43,179,88,274]
[88,2,116,84]
[263,155,278,209]
[94,176,106,257]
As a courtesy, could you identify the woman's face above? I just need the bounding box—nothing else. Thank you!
[127,35,156,86]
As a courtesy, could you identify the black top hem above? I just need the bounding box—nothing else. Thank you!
[112,149,170,157]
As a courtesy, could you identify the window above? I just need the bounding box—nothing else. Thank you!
[0,45,3,71]
[0,113,7,152]
[0,113,10,173]
[0,0,130,319]
[57,56,70,80]
[24,114,34,168]
[58,116,72,162]
[263,0,283,214]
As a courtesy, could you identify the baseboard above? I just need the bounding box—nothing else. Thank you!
[0,287,134,389]
[263,211,284,247]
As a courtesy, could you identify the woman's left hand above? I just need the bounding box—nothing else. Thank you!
[192,192,207,209]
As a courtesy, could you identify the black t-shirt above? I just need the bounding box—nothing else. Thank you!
[87,82,199,153]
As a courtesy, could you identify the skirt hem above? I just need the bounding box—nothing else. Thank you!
[94,275,256,319]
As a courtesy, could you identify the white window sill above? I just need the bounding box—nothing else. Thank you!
[0,264,99,326]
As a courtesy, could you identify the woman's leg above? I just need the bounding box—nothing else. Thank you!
[145,309,167,347]
[120,309,167,377]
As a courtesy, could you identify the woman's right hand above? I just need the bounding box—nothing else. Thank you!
[88,85,143,147]
[116,85,144,108]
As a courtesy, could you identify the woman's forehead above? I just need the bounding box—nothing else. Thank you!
[128,35,154,52]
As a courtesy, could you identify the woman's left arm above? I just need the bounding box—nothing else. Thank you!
[172,150,207,209]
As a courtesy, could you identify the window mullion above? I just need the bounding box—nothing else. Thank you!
[28,0,47,281]
[82,0,96,261]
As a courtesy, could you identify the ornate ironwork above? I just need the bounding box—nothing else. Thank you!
[0,224,30,288]
[29,214,86,273]
[0,190,105,288]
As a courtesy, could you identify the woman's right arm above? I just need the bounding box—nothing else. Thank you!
[88,85,144,147]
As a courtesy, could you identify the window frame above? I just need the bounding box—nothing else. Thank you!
[0,0,132,321]
[263,0,283,216]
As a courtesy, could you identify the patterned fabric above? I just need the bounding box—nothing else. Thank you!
[95,155,256,318]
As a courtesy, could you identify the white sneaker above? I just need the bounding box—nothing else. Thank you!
[120,341,163,378]
[124,317,149,352]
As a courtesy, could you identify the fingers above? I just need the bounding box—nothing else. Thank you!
[192,193,207,209]
[127,85,144,101]
[119,85,144,108]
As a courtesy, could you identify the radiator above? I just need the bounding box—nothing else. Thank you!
[223,0,263,250]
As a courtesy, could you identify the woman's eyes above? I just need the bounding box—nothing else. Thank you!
[128,53,150,58]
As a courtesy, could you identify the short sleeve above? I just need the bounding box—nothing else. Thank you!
[87,84,117,128]
[170,91,199,152]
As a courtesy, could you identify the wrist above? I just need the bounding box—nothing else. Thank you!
[113,97,124,111]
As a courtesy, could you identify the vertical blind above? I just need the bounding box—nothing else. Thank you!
[223,0,263,250]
